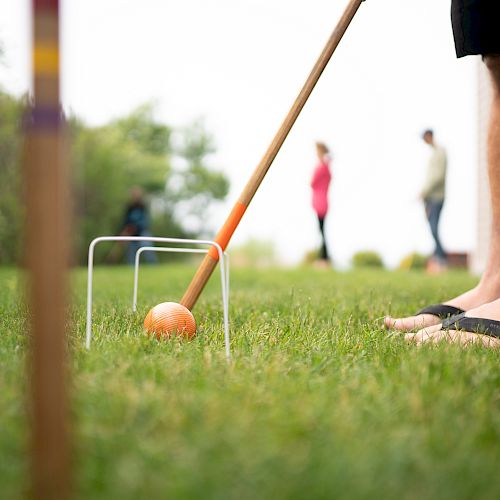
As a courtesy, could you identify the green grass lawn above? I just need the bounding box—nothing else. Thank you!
[1,265,499,499]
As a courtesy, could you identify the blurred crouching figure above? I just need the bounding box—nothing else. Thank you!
[420,129,447,272]
[116,186,156,265]
[311,142,332,267]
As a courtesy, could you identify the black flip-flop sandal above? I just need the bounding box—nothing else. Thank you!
[415,304,465,320]
[441,313,500,339]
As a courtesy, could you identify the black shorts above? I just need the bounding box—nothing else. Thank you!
[451,0,500,58]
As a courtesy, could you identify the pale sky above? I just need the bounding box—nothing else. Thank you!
[0,0,479,267]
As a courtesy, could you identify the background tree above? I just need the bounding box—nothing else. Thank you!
[0,91,230,264]
[70,104,177,262]
[0,89,23,263]
[166,120,229,235]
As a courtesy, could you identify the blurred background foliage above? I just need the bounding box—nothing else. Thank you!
[351,250,385,269]
[230,238,278,268]
[0,89,23,264]
[0,88,229,264]
[398,252,428,271]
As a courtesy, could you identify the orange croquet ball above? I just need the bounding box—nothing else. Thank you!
[143,302,197,340]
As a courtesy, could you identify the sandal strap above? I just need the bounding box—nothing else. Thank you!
[441,314,500,339]
[416,304,465,319]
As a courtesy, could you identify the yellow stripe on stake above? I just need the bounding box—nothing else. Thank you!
[34,44,59,76]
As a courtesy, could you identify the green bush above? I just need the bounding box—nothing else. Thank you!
[351,250,384,269]
[302,249,320,265]
[399,252,428,270]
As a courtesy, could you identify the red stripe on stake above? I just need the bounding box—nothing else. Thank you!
[33,0,59,12]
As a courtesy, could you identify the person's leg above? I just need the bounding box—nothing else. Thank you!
[126,240,140,265]
[318,216,329,260]
[386,55,500,331]
[140,233,157,264]
[424,199,432,255]
[428,200,446,262]
[426,200,439,259]
[480,55,500,284]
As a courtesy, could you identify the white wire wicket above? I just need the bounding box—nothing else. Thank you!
[86,236,231,360]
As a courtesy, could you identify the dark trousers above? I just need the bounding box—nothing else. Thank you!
[126,233,157,265]
[318,216,329,261]
[425,199,446,262]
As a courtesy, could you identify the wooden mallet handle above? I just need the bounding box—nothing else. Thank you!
[181,0,364,310]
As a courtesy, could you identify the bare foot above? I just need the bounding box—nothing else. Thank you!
[385,280,500,332]
[405,298,500,349]
[426,258,448,275]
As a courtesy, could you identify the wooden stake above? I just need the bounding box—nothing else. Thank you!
[180,0,364,310]
[27,0,70,498]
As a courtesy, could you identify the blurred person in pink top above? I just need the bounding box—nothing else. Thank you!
[310,142,332,265]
